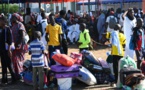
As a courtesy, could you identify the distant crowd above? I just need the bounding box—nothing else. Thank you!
[0,7,145,90]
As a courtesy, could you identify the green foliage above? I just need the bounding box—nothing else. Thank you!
[0,4,19,14]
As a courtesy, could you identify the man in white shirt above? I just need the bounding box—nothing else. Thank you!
[36,8,45,24]
[105,11,118,33]
[40,13,48,46]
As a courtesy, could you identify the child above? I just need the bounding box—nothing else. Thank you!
[78,23,91,52]
[131,18,144,69]
[29,31,45,90]
[105,24,126,84]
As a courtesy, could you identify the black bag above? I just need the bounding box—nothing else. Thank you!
[125,73,145,87]
[36,21,45,35]
[82,58,103,72]
[84,32,93,50]
[94,72,109,84]
[120,66,141,85]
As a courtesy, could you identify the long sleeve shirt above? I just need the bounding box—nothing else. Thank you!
[78,29,91,48]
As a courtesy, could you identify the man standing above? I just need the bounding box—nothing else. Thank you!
[123,8,136,59]
[97,11,105,42]
[55,10,68,54]
[45,13,62,65]
[105,10,118,33]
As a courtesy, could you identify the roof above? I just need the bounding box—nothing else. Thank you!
[77,0,142,5]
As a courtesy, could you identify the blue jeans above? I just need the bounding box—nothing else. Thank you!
[48,45,61,66]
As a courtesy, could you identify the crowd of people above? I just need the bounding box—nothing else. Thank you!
[0,6,145,90]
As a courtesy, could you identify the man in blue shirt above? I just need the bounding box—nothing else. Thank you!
[55,10,68,54]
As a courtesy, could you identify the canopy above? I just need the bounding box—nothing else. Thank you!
[77,0,142,5]
[1,0,80,3]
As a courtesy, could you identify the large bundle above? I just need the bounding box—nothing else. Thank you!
[117,56,138,88]
[76,66,97,85]
[52,54,75,67]
[81,50,114,84]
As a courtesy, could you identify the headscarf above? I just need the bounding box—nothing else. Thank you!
[12,13,23,22]
[110,11,114,15]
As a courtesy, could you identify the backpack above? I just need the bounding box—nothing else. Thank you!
[84,32,93,50]
[36,21,45,36]
[109,16,117,29]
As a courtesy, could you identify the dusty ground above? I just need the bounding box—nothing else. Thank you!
[0,45,121,90]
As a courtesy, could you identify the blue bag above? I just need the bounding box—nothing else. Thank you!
[129,35,135,50]
[21,71,33,85]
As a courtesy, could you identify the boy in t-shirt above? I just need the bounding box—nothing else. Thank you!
[29,31,45,90]
[103,24,126,84]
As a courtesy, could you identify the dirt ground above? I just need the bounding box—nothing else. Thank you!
[0,45,120,90]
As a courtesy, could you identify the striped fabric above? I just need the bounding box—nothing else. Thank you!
[29,39,45,67]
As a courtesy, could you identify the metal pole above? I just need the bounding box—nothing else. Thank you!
[83,0,84,12]
[19,0,21,12]
[8,0,9,13]
[2,0,4,13]
[88,0,90,15]
[95,0,97,14]
[63,0,64,10]
[51,0,53,12]
[75,0,76,13]
[39,0,41,13]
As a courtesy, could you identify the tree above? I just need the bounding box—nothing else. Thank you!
[0,4,19,14]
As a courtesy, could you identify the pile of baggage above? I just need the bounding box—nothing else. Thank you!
[117,56,145,90]
[21,49,145,90]
[49,50,115,90]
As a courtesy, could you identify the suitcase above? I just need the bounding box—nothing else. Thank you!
[120,66,141,85]
[51,64,80,78]
[141,60,145,75]
[76,66,97,85]
[84,52,100,65]
[98,58,111,73]
[83,58,103,72]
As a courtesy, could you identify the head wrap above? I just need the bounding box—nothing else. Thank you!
[110,11,114,15]
[12,13,23,22]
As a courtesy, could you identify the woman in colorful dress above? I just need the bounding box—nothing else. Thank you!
[10,13,27,79]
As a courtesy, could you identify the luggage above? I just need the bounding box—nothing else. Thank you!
[83,58,103,72]
[52,54,75,66]
[51,64,80,78]
[98,58,111,73]
[70,52,82,64]
[76,66,97,85]
[125,73,145,87]
[57,78,72,90]
[117,56,137,88]
[134,79,145,90]
[81,50,100,65]
[21,71,33,85]
[141,60,145,75]
[94,72,108,84]
[120,66,141,85]
[23,60,32,71]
